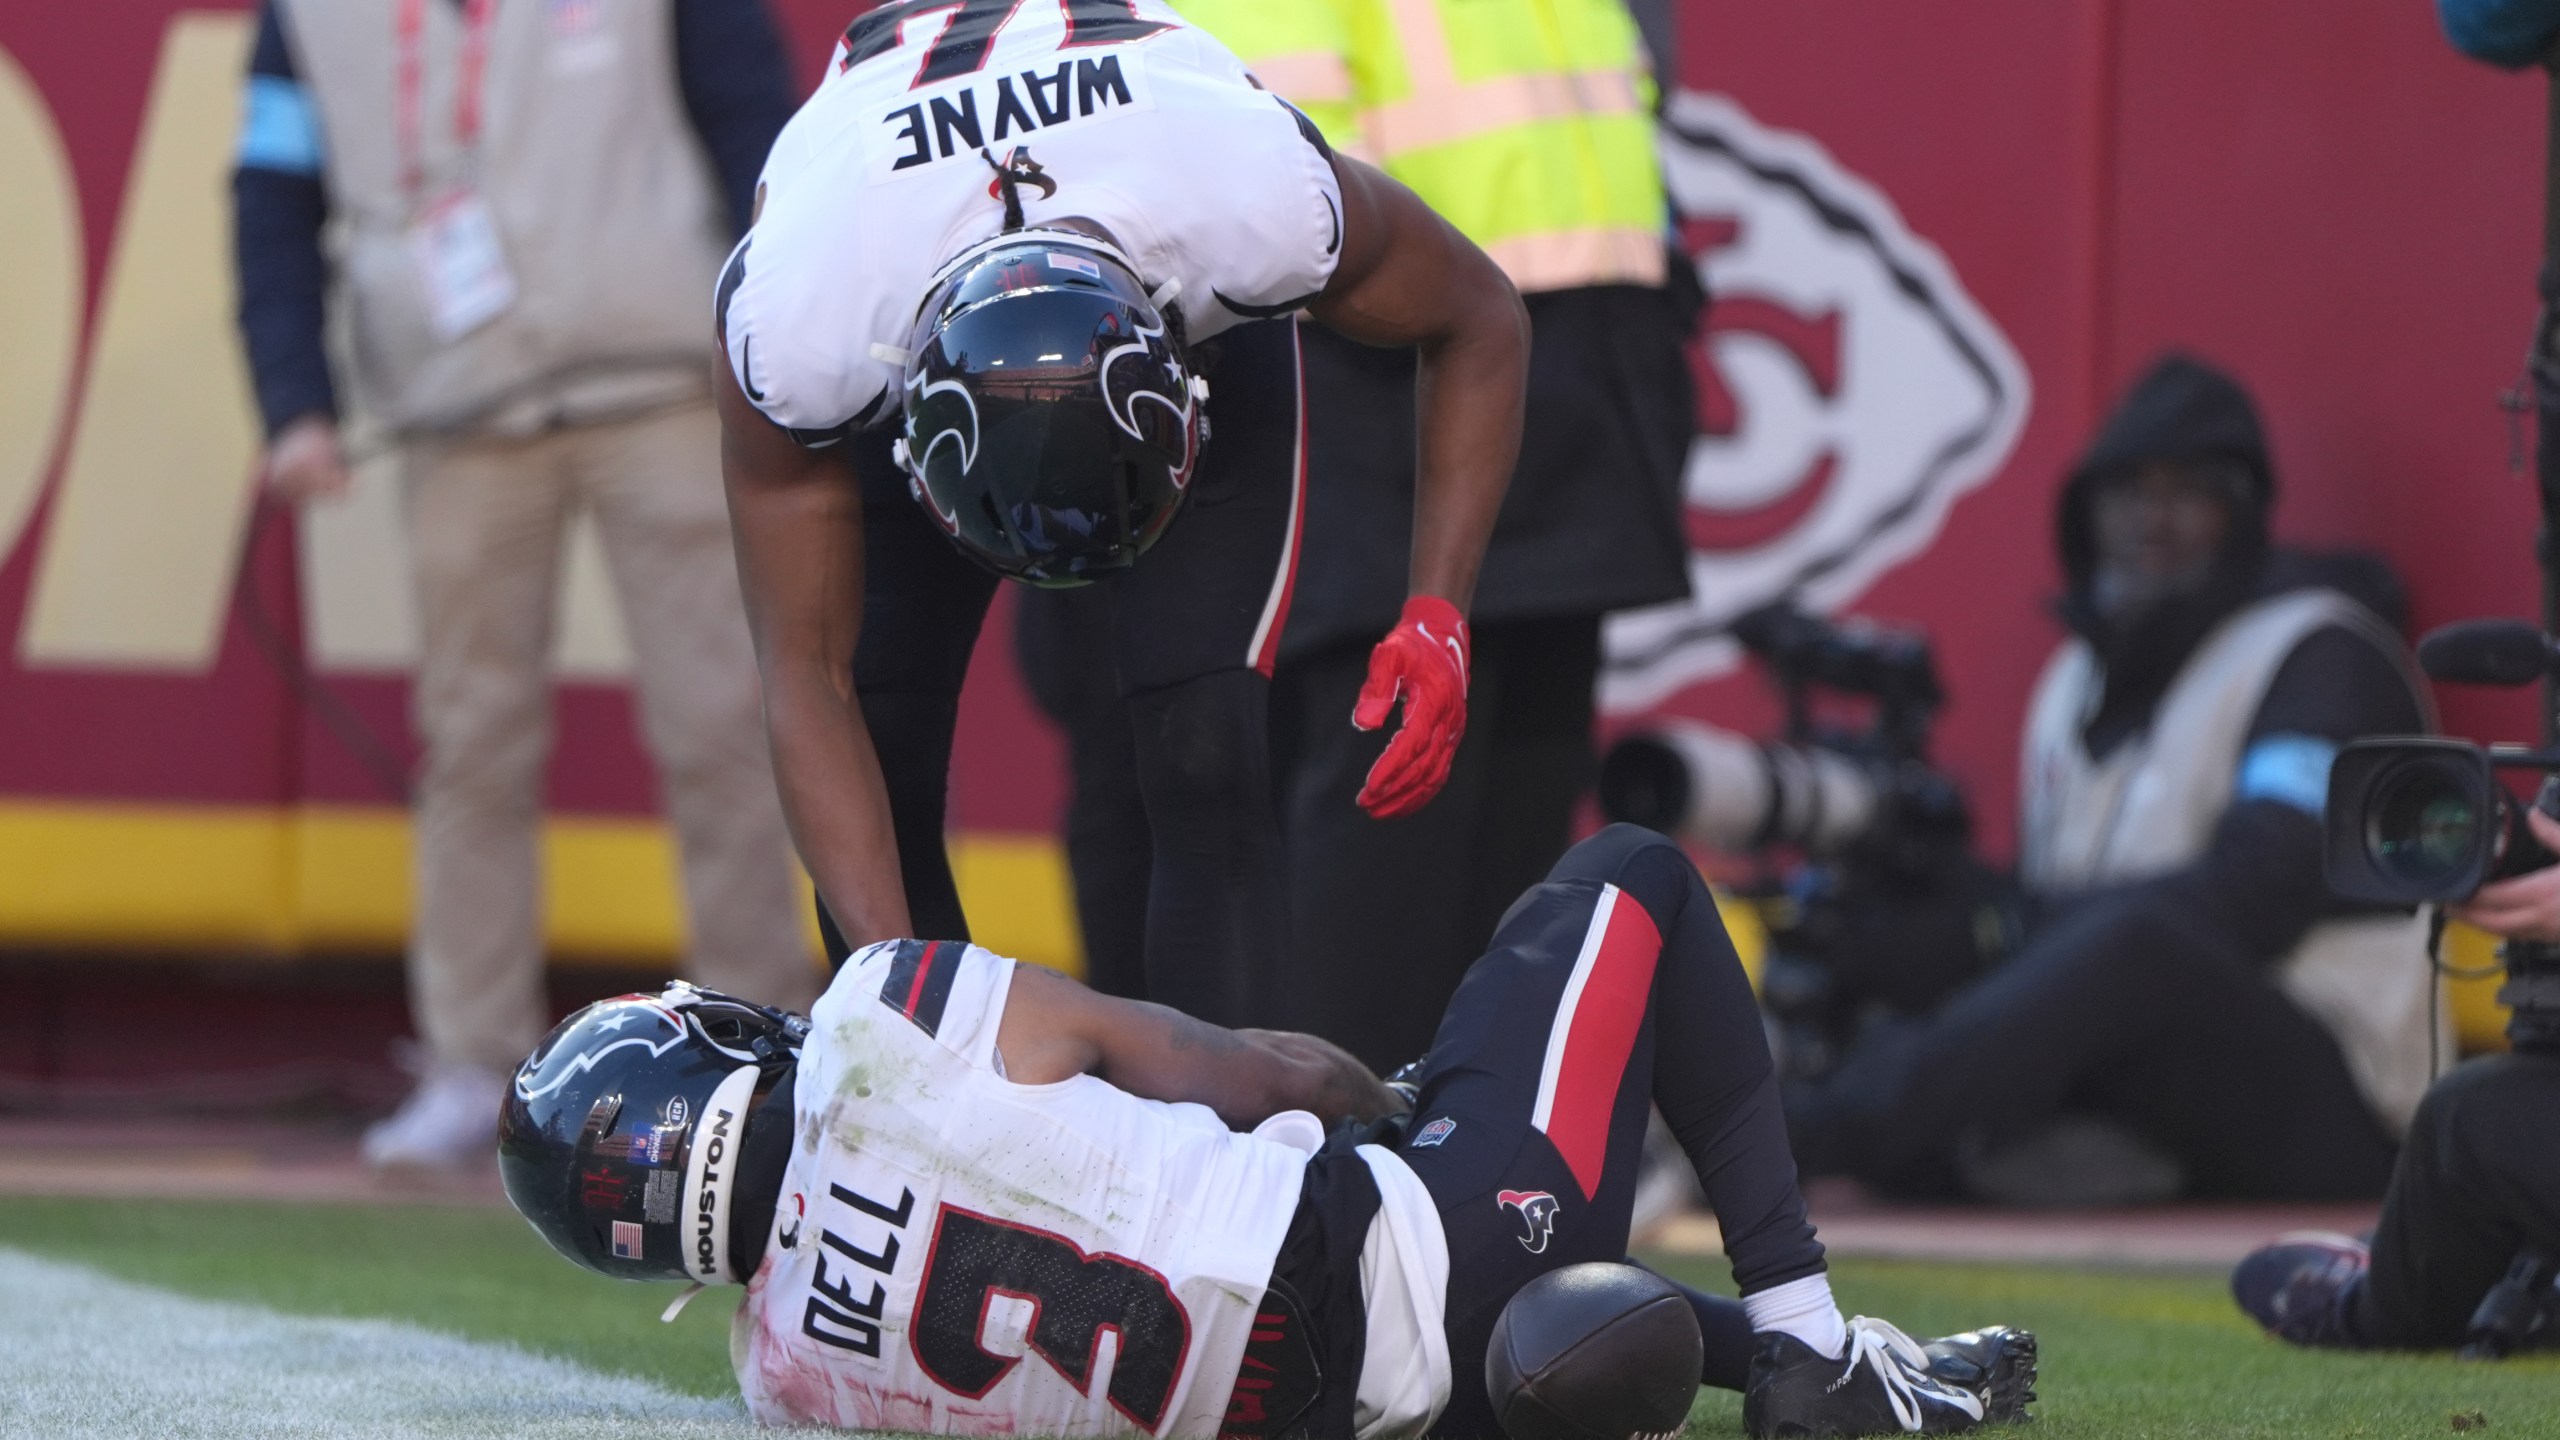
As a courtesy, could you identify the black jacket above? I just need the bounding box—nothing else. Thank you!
[2038,354,2427,963]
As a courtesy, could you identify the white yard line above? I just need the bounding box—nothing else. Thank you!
[0,1248,768,1440]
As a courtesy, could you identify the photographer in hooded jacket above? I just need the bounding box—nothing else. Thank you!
[1784,354,2438,1204]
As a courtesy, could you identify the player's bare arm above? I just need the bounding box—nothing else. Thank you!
[715,348,913,946]
[996,962,1405,1128]
[1311,152,1530,613]
[1308,153,1527,816]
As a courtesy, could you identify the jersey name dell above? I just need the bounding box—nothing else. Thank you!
[877,53,1152,183]
[798,1179,914,1358]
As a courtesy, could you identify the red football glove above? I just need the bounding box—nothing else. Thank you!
[1352,595,1471,819]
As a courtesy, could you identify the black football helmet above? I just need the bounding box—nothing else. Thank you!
[893,228,1208,587]
[497,982,805,1286]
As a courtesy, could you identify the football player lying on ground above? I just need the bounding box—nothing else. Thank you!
[501,825,2037,1438]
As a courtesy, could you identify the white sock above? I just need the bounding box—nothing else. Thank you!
[1743,1273,1848,1359]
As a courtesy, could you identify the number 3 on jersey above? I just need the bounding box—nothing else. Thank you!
[912,1206,1192,1430]
[844,0,1173,89]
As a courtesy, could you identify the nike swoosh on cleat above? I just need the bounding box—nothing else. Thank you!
[1846,1318,1985,1431]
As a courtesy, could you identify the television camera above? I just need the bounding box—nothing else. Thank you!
[2325,616,2560,1055]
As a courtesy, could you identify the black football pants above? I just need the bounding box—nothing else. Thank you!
[821,319,1304,1029]
[1026,606,1609,1043]
[2350,1052,2560,1347]
[1792,883,2398,1200]
[1013,581,1153,1002]
[1397,824,1826,1438]
[1268,616,1605,1071]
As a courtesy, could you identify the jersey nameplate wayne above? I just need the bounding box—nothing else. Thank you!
[869,49,1153,186]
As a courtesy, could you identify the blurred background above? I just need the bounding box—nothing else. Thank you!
[0,0,2540,1112]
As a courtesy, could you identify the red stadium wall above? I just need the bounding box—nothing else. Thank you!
[1660,1,2548,856]
[0,2,2542,972]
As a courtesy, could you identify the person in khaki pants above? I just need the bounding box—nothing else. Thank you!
[232,0,818,1168]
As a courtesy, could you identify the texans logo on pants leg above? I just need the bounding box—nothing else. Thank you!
[1498,1189,1559,1254]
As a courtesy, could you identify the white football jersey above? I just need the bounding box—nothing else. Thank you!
[732,940,1319,1436]
[718,0,1346,438]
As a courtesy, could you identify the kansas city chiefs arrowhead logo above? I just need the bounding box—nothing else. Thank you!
[1602,92,2030,711]
[1499,1189,1560,1254]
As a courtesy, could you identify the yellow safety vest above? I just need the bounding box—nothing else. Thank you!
[1168,0,1366,153]
[1178,0,1663,295]
[1349,0,1663,292]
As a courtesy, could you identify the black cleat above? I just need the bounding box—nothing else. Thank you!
[1744,1316,2016,1436]
[1920,1327,2037,1425]
[2231,1231,2368,1348]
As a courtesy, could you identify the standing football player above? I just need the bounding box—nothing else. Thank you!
[716,0,1522,1023]
[501,824,2037,1438]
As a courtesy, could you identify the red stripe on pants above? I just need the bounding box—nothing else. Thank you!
[1247,323,1308,680]
[1543,893,1663,1200]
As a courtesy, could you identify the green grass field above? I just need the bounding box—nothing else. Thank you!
[6,1196,2556,1438]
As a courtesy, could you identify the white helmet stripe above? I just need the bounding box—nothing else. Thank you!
[680,1065,763,1286]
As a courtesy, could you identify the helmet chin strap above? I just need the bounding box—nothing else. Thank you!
[659,1282,707,1324]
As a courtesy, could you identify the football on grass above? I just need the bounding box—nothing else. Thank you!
[1485,1262,1704,1440]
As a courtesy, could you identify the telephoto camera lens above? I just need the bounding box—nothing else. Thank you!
[1598,722,1879,854]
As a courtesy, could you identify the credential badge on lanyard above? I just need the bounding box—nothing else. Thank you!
[400,0,517,340]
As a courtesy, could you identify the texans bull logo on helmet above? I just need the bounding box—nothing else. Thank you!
[902,366,980,537]
[1097,306,1201,491]
[513,995,690,1102]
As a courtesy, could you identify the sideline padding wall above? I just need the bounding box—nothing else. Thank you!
[0,4,2543,1039]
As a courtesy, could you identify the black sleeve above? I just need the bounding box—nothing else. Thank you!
[232,3,338,438]
[2244,625,2426,745]
[2101,623,2424,967]
[673,0,797,238]
[2113,801,2335,969]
